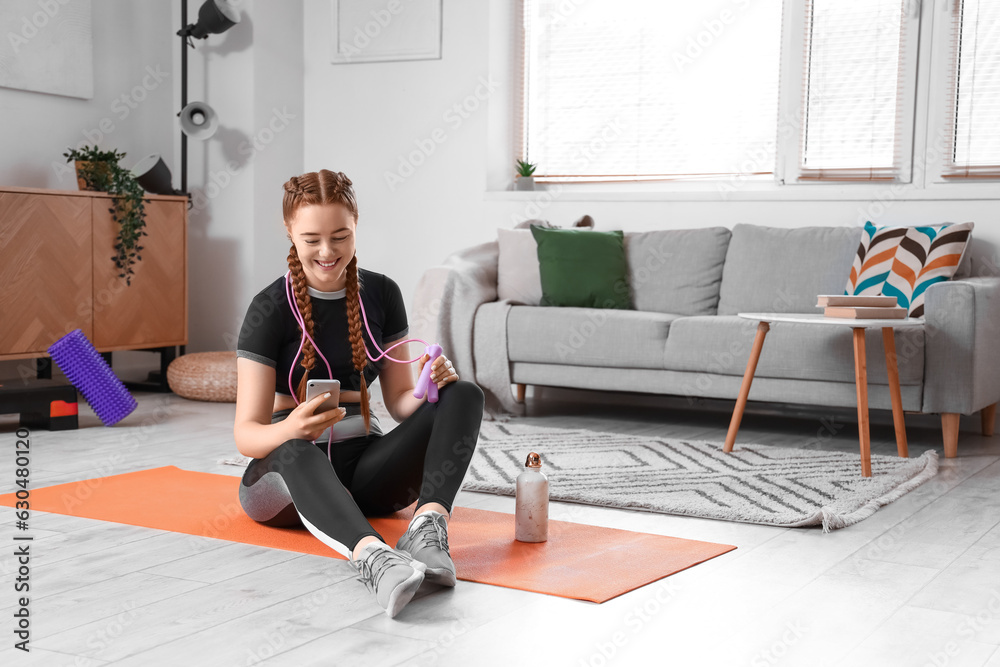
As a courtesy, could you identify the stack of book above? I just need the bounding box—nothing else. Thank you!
[816,295,907,319]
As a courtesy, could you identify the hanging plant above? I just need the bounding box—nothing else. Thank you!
[64,145,149,286]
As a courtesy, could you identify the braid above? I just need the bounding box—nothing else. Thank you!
[283,176,308,200]
[287,244,317,403]
[344,255,371,435]
[282,169,367,427]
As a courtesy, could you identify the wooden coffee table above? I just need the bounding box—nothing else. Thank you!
[725,313,924,477]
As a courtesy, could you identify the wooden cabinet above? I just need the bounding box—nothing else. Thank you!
[0,186,188,361]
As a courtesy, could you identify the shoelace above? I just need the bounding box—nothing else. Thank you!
[410,514,451,556]
[353,548,414,592]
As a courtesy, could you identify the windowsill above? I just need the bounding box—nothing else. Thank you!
[484,180,1000,202]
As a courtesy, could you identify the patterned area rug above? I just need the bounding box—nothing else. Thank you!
[465,421,938,532]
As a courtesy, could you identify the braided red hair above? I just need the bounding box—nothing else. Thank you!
[283,170,371,435]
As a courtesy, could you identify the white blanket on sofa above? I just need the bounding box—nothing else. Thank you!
[411,240,526,422]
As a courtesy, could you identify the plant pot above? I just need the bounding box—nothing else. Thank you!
[75,161,112,191]
[515,175,535,191]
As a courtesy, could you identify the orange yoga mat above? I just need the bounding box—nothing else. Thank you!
[0,466,736,603]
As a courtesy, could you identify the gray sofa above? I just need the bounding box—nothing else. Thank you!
[463,223,1000,457]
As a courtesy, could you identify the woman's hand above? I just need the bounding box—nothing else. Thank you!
[417,353,459,390]
[285,392,347,441]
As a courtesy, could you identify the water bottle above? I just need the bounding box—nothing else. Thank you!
[515,452,549,543]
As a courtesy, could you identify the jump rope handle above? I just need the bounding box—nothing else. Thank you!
[413,343,442,403]
[285,271,448,412]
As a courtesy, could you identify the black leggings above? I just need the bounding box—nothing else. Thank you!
[239,380,485,558]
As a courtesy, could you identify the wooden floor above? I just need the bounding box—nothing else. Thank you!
[1,380,999,667]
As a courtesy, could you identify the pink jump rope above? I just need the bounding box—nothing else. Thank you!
[283,270,442,456]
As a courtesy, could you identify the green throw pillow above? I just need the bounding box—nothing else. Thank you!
[529,225,631,309]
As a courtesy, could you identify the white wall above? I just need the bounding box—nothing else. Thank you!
[0,1,174,188]
[302,0,498,304]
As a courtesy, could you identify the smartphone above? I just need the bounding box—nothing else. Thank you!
[305,379,341,414]
[305,379,341,443]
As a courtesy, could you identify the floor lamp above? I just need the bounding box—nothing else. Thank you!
[125,0,242,391]
[133,0,240,198]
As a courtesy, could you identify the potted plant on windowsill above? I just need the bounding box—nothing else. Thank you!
[63,145,149,286]
[515,159,537,191]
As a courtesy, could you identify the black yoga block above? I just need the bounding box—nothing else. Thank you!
[0,378,79,431]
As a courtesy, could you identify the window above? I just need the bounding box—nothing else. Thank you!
[943,0,1000,178]
[518,0,784,182]
[797,0,919,181]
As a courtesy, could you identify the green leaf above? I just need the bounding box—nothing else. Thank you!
[70,145,148,277]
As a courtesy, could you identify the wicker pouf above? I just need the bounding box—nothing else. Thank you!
[167,351,238,402]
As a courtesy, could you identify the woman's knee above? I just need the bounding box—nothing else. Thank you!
[441,379,485,408]
[239,462,299,526]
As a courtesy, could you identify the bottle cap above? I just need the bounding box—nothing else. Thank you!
[525,452,541,468]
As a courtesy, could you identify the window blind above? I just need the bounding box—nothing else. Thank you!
[519,0,783,182]
[799,0,912,180]
[943,0,1000,178]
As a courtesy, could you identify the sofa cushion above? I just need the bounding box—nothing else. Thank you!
[625,227,731,316]
[497,228,543,305]
[844,221,909,297]
[717,224,861,315]
[496,220,591,305]
[507,306,682,368]
[846,221,975,318]
[530,226,631,309]
[662,316,925,385]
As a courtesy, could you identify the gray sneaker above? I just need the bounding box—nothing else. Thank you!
[395,512,456,587]
[351,543,426,618]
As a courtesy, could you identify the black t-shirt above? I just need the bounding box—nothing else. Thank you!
[236,269,409,397]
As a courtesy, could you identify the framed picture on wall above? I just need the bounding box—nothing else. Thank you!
[0,0,93,98]
[330,0,442,64]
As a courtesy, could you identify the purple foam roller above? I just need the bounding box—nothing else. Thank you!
[48,329,138,426]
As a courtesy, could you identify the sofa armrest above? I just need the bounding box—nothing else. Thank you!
[410,240,499,379]
[922,276,1000,415]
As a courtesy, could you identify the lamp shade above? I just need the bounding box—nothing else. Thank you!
[132,154,179,195]
[190,0,240,39]
[179,102,219,140]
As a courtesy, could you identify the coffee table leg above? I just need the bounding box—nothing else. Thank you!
[882,327,909,458]
[853,328,872,477]
[725,321,769,453]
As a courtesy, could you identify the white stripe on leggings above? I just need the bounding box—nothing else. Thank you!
[297,510,353,559]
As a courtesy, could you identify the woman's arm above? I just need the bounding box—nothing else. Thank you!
[378,342,425,422]
[234,358,296,459]
[379,342,460,422]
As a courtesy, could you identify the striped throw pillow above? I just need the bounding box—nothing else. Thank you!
[845,221,974,318]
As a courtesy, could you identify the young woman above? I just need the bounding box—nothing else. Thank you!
[233,169,485,618]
